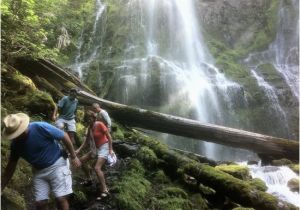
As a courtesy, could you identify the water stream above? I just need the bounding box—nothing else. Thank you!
[239,162,300,207]
[70,0,299,206]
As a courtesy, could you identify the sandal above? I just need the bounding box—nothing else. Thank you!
[100,190,110,198]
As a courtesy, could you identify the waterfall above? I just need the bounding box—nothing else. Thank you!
[108,0,255,160]
[114,0,245,124]
[250,69,290,138]
[70,0,106,78]
[71,0,297,159]
[243,0,299,139]
[240,162,300,207]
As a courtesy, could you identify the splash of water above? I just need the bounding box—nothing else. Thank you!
[241,162,300,207]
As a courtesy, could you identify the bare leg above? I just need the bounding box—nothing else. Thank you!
[36,200,49,210]
[94,158,108,193]
[55,196,69,210]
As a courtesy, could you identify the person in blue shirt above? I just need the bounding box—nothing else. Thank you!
[1,113,81,210]
[52,88,78,146]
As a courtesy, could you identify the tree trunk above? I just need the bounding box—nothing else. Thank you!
[78,90,299,161]
[113,134,297,210]
[13,58,299,161]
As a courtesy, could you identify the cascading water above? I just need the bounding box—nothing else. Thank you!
[239,162,300,207]
[71,0,299,206]
[70,0,106,78]
[244,0,299,139]
[250,69,290,138]
[108,0,256,161]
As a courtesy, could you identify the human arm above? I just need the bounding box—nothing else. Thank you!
[106,131,113,154]
[101,111,111,131]
[52,104,58,121]
[1,159,18,192]
[75,129,89,154]
[61,133,81,167]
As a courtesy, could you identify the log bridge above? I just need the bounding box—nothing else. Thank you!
[77,91,299,162]
[15,58,299,161]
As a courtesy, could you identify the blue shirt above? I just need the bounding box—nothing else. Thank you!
[10,122,65,169]
[57,96,78,120]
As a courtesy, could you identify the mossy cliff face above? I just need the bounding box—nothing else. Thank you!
[72,0,298,139]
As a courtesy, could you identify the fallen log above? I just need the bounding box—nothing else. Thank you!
[78,90,299,161]
[114,132,297,210]
[12,58,299,161]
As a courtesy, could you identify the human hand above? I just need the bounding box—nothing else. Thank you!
[71,156,81,168]
[52,115,57,121]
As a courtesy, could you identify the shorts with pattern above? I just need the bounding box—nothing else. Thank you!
[33,157,72,201]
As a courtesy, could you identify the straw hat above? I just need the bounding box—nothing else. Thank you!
[2,113,30,140]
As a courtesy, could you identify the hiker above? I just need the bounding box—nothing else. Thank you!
[92,103,112,132]
[1,113,81,210]
[52,88,79,146]
[76,111,114,200]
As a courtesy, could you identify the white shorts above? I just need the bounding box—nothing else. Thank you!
[55,118,76,132]
[33,157,73,201]
[97,143,109,159]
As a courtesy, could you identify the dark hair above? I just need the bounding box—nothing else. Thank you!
[84,110,96,123]
[70,88,78,93]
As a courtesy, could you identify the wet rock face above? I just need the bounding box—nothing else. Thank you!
[196,0,271,47]
[287,178,299,193]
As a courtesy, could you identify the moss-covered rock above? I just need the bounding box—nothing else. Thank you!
[287,178,299,193]
[248,178,268,192]
[215,164,251,180]
[136,146,159,169]
[152,170,170,184]
[272,158,293,166]
[113,159,151,210]
[1,188,26,210]
[111,123,125,140]
[288,164,299,174]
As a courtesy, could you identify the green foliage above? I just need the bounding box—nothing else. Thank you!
[1,0,94,62]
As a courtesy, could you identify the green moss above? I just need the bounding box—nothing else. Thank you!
[152,170,170,184]
[288,164,299,174]
[150,197,192,210]
[33,76,63,100]
[1,188,26,210]
[189,193,209,210]
[73,190,88,203]
[198,183,216,196]
[113,159,151,210]
[111,123,125,140]
[248,178,267,192]
[272,158,293,166]
[136,146,159,169]
[215,164,250,180]
[159,187,188,199]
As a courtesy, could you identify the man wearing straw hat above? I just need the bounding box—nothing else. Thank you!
[1,113,81,210]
